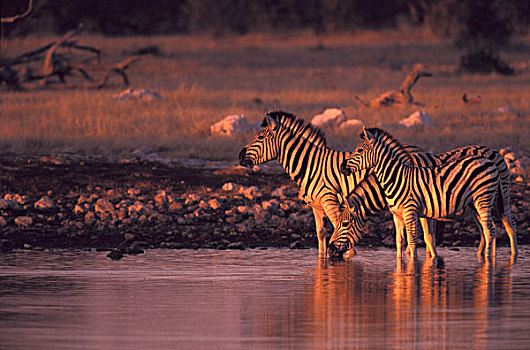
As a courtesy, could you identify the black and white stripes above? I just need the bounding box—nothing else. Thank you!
[338,127,517,259]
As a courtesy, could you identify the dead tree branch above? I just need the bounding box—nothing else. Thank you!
[355,64,432,108]
[1,0,33,23]
[1,24,139,90]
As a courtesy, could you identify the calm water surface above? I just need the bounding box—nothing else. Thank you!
[1,247,529,350]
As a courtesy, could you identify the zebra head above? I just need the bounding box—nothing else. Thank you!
[239,112,280,168]
[340,126,376,176]
[328,194,362,260]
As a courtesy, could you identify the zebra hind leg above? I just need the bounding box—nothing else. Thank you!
[420,218,437,258]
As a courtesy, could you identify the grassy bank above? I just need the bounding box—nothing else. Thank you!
[1,30,529,159]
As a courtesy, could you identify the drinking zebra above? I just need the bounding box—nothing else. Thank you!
[240,111,437,258]
[330,144,514,259]
[337,127,517,259]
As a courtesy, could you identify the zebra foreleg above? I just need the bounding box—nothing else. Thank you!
[312,208,327,258]
[420,218,437,258]
[403,211,420,259]
[392,214,406,259]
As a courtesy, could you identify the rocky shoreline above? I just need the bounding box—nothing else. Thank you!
[0,154,528,259]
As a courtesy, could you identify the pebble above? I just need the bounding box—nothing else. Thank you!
[15,216,33,227]
[34,196,55,211]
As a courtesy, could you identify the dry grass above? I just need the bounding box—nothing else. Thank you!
[1,29,529,160]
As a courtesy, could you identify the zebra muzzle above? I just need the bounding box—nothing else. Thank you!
[340,160,352,176]
[328,241,350,261]
[238,148,254,168]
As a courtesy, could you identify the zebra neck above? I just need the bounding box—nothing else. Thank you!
[277,133,329,188]
[350,176,387,218]
[372,144,414,196]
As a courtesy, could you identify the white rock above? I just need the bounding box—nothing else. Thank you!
[95,198,115,213]
[491,106,518,116]
[132,146,156,156]
[239,186,262,200]
[398,111,433,129]
[210,115,260,137]
[237,206,250,214]
[339,119,363,130]
[128,202,149,216]
[208,199,221,210]
[184,193,201,204]
[222,182,240,192]
[15,216,33,227]
[4,193,26,205]
[154,190,168,206]
[34,196,55,211]
[261,200,279,211]
[73,204,88,215]
[311,108,347,128]
[113,88,165,101]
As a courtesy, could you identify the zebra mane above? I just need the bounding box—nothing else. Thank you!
[264,111,327,147]
[363,128,415,164]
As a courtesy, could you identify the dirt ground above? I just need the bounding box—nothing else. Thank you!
[0,155,528,258]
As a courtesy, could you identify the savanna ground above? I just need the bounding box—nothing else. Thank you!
[1,29,529,255]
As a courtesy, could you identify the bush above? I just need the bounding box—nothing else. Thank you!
[459,49,514,75]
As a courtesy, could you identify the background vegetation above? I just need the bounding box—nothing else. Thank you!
[1,1,529,160]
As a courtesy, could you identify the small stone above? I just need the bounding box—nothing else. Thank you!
[237,206,250,214]
[84,211,96,225]
[107,250,124,260]
[15,216,33,228]
[34,196,55,211]
[289,240,304,249]
[168,202,184,211]
[222,182,240,192]
[95,198,115,214]
[240,186,262,200]
[227,242,246,250]
[208,199,221,210]
[154,190,168,207]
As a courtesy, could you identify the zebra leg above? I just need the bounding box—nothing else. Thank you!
[392,214,406,259]
[420,218,437,258]
[497,192,518,258]
[473,213,486,257]
[502,213,518,258]
[477,209,496,258]
[403,211,419,259]
[312,207,327,258]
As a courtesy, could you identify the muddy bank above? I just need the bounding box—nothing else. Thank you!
[0,155,528,258]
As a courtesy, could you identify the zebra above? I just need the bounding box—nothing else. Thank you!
[239,111,439,258]
[338,127,517,259]
[329,144,515,259]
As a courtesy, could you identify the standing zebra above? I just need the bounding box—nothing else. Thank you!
[330,144,515,259]
[239,111,370,258]
[338,127,515,259]
[240,111,438,258]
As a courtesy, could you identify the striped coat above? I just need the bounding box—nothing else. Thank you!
[339,127,516,259]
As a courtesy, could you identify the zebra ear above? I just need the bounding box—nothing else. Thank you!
[265,114,278,131]
[362,126,375,144]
